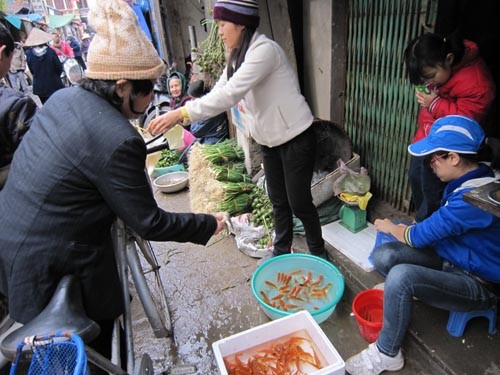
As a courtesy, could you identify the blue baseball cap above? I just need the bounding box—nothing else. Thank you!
[408,115,485,156]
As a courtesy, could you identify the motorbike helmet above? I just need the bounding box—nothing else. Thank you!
[166,71,187,97]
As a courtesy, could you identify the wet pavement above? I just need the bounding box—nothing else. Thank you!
[130,188,449,375]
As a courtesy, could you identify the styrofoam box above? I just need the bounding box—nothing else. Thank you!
[212,310,345,375]
[312,153,361,207]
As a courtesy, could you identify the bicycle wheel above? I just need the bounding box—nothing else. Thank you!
[133,353,153,375]
[141,104,170,129]
[126,237,172,338]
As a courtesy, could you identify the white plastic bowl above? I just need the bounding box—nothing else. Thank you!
[153,171,189,193]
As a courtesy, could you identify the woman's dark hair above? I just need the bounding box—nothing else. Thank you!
[227,27,256,80]
[79,78,153,112]
[456,137,500,170]
[0,23,15,56]
[404,31,465,85]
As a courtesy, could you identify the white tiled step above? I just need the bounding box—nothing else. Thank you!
[322,220,377,272]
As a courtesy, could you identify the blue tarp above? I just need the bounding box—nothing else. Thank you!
[24,13,45,22]
[132,5,152,42]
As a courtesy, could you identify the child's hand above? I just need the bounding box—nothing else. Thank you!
[415,89,438,108]
[374,218,408,243]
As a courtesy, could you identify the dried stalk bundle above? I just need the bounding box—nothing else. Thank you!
[188,142,224,213]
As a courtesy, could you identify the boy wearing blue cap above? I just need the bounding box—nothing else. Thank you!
[346,115,500,375]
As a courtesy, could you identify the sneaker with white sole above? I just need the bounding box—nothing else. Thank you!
[345,342,404,375]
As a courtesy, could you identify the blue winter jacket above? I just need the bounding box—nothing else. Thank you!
[407,164,500,283]
[69,38,82,57]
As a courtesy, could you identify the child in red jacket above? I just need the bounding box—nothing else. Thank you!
[404,32,495,222]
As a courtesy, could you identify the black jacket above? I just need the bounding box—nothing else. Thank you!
[0,87,216,323]
[0,88,37,168]
[25,46,64,98]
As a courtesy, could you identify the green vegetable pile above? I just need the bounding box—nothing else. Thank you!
[250,186,274,249]
[212,163,250,183]
[202,139,244,164]
[219,182,254,215]
[250,186,274,229]
[156,149,182,168]
[193,19,226,88]
[197,141,252,216]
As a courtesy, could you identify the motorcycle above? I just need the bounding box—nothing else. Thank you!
[58,56,84,87]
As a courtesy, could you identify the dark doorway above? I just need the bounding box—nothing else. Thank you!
[436,0,500,138]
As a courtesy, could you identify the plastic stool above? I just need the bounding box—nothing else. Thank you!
[446,305,497,337]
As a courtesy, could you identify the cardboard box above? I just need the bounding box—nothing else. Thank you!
[212,310,345,375]
[311,153,361,207]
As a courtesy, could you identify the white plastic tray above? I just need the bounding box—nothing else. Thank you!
[322,220,376,272]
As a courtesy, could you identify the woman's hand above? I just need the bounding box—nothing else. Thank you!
[415,89,438,108]
[146,108,183,135]
[374,218,407,242]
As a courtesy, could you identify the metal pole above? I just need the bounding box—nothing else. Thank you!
[188,25,197,51]
[113,219,135,374]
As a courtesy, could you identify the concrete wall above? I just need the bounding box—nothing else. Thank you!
[164,0,210,74]
[302,1,332,120]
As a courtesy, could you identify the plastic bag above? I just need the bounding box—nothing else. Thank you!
[333,160,371,196]
[230,213,273,258]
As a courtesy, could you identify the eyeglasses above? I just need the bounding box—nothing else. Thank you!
[429,152,450,165]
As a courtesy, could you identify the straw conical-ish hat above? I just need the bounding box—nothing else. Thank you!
[24,28,53,47]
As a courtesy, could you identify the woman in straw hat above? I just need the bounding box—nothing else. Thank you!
[148,0,329,262]
[0,0,226,364]
[24,27,64,104]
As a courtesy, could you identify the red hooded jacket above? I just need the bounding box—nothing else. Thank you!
[413,40,496,143]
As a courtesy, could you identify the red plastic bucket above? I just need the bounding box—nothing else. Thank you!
[352,289,384,343]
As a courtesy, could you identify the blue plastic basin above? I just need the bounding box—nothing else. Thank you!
[152,164,185,179]
[251,254,345,323]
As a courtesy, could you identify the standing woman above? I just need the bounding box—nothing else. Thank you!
[24,28,64,104]
[148,0,328,261]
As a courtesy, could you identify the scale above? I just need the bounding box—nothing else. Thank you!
[338,197,368,233]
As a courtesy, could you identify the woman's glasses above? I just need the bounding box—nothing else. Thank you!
[427,152,450,165]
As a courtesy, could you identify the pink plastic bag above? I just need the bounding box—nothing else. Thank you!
[177,129,196,151]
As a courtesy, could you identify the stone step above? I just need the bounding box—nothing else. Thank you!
[321,236,500,375]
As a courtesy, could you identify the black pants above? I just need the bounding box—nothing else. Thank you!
[261,126,324,255]
[408,155,446,222]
